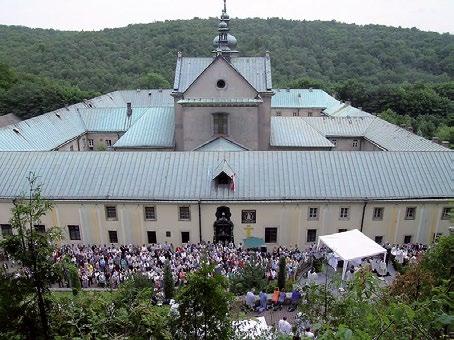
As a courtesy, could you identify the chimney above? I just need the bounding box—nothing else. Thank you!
[406,126,413,133]
[358,106,362,111]
[441,141,450,148]
[286,88,290,92]
[126,102,132,117]
[309,87,313,92]
[345,101,351,106]
[432,137,440,144]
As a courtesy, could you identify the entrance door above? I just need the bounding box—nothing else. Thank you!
[213,206,234,245]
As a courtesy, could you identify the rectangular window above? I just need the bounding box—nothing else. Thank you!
[405,207,416,220]
[34,224,46,233]
[108,230,118,243]
[338,229,347,233]
[147,231,157,244]
[0,224,12,237]
[375,236,383,244]
[276,112,282,116]
[403,235,412,244]
[265,227,277,243]
[166,231,171,237]
[144,206,156,220]
[331,139,337,146]
[105,206,117,220]
[88,139,94,148]
[339,207,350,220]
[68,225,81,241]
[69,145,74,151]
[105,139,112,147]
[373,207,384,220]
[308,112,313,117]
[308,207,318,220]
[181,232,190,244]
[352,139,359,148]
[213,113,228,135]
[441,207,451,220]
[179,206,191,221]
[292,112,299,117]
[241,210,256,223]
[307,229,317,243]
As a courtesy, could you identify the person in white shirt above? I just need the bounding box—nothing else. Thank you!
[245,290,256,309]
[304,327,315,338]
[278,317,292,334]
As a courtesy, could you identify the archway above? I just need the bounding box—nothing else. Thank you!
[213,206,234,245]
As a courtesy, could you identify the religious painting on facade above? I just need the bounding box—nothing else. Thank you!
[241,210,256,223]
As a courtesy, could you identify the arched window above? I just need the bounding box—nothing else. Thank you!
[213,113,229,135]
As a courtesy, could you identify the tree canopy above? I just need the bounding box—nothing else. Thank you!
[0,19,452,92]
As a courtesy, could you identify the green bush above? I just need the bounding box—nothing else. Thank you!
[228,256,267,295]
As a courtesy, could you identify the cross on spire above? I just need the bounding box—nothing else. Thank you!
[223,0,227,13]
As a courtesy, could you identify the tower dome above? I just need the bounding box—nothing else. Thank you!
[213,34,237,49]
[211,0,239,57]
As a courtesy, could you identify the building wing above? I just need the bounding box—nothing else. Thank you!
[272,89,340,109]
[113,107,175,149]
[270,117,334,148]
[0,151,451,201]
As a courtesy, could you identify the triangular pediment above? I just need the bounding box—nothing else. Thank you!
[183,56,258,98]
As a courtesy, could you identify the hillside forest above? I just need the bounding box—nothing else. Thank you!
[0,18,452,144]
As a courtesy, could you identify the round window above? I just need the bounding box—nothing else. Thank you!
[216,79,226,89]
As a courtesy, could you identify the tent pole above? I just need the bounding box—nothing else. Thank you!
[342,260,348,280]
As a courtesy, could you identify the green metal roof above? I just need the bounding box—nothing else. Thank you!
[113,107,175,149]
[173,56,272,93]
[271,117,449,151]
[272,89,340,109]
[194,137,248,151]
[0,151,451,201]
[270,117,334,148]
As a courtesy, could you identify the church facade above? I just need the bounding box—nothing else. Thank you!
[0,4,452,248]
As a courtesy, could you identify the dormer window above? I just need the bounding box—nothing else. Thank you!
[213,113,229,135]
[212,159,236,190]
[216,172,232,185]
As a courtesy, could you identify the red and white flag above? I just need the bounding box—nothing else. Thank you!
[230,173,236,192]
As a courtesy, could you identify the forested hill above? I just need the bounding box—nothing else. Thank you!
[0,18,452,92]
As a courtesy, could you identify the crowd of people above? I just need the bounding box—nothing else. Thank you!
[1,239,430,339]
[52,242,318,291]
[50,240,428,293]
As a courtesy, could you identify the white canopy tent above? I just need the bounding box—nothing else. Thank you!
[317,229,387,280]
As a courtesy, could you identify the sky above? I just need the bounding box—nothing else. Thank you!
[0,0,452,33]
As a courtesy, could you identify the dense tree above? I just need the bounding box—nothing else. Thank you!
[174,263,233,340]
[0,19,452,93]
[277,256,286,291]
[137,71,171,89]
[228,255,267,295]
[0,63,97,118]
[0,173,61,339]
[163,260,175,300]
[0,20,452,141]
